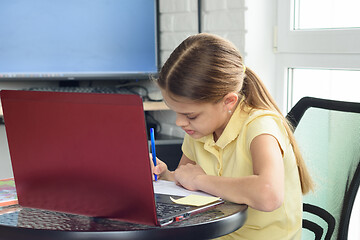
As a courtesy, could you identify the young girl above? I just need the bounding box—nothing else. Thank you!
[152,33,313,240]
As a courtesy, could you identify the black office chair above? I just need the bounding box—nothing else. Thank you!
[286,97,360,240]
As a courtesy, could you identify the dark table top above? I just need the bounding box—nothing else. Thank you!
[0,202,247,240]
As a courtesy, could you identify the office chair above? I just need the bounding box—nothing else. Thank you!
[286,97,360,240]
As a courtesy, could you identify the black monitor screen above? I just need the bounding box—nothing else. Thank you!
[0,0,158,81]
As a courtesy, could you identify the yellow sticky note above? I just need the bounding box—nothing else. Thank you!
[170,195,220,207]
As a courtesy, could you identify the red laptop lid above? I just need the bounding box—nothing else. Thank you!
[0,90,158,226]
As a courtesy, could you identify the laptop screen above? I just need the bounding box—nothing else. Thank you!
[1,90,158,225]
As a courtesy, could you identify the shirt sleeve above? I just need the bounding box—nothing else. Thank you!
[245,115,288,157]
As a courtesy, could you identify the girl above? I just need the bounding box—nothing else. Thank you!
[152,33,313,240]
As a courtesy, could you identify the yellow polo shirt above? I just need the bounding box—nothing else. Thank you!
[182,103,302,240]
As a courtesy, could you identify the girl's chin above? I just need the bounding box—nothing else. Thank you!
[187,131,205,139]
[184,129,210,139]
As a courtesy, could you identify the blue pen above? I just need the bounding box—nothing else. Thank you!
[150,128,157,181]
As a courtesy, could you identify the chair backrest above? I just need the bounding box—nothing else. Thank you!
[286,97,360,240]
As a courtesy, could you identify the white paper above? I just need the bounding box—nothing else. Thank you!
[153,180,216,197]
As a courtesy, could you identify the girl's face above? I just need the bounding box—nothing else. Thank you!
[161,91,236,140]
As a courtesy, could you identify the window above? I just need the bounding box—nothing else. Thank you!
[294,0,360,30]
[276,0,360,112]
[277,0,360,53]
[287,68,360,111]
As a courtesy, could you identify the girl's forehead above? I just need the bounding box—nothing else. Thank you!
[161,91,210,113]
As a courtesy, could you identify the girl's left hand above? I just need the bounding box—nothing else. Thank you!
[174,163,206,191]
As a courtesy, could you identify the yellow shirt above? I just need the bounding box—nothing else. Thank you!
[182,103,302,240]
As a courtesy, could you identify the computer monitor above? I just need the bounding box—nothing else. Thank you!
[0,0,159,82]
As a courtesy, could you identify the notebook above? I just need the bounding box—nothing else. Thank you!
[0,90,223,226]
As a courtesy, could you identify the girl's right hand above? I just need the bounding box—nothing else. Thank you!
[149,154,170,181]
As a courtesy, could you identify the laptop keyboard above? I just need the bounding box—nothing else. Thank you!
[24,86,136,95]
[156,202,190,218]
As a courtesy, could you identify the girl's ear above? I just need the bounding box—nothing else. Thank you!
[223,92,239,111]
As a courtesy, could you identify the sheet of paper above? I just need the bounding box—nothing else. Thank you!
[170,195,220,207]
[153,180,216,197]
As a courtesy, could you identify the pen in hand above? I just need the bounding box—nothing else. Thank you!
[150,128,157,181]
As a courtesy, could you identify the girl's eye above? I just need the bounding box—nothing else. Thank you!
[187,115,197,120]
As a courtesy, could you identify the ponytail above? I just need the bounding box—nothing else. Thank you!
[241,67,314,194]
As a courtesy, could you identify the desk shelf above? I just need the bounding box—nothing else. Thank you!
[143,101,168,111]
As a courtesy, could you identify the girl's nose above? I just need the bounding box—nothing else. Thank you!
[175,114,189,127]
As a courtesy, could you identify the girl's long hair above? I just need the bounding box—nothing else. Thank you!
[157,33,313,194]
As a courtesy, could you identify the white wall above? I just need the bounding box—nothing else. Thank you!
[159,0,245,64]
[244,0,278,106]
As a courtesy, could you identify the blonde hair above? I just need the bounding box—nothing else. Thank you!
[157,33,313,194]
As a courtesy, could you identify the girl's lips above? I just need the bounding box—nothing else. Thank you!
[184,129,195,135]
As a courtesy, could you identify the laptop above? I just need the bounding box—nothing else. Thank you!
[0,90,223,226]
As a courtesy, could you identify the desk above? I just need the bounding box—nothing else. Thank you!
[0,202,247,240]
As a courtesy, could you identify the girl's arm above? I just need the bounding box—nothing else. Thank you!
[174,134,285,212]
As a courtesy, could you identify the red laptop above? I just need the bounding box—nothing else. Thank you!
[0,90,223,226]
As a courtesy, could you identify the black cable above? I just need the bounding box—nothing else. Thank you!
[145,112,162,134]
[198,0,202,33]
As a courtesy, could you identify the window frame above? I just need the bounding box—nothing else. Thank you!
[275,0,360,113]
[277,0,360,53]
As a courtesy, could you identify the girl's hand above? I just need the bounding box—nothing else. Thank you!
[174,163,206,191]
[149,153,169,181]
